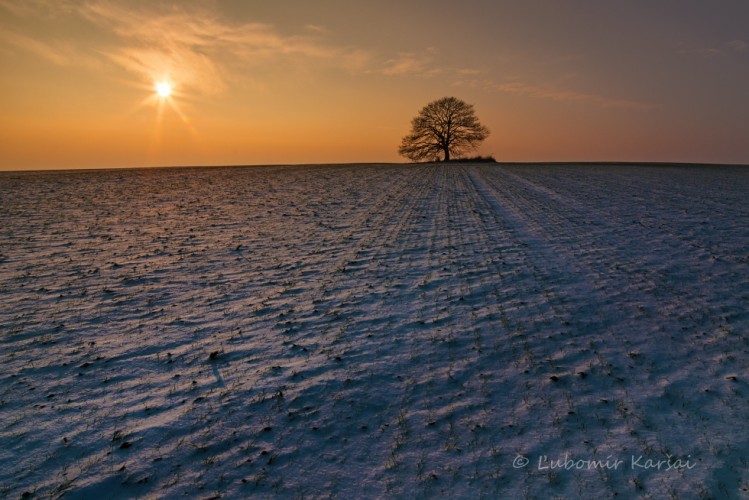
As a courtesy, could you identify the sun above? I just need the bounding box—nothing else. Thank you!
[155,81,172,98]
[140,77,197,145]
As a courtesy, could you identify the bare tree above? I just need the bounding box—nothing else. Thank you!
[399,96,489,162]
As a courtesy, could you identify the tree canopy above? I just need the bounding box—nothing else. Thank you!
[398,96,489,162]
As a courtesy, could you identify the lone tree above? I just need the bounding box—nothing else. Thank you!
[399,96,489,162]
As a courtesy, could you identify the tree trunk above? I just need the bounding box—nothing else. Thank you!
[443,147,450,162]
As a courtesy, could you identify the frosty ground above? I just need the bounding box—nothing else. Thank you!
[1,163,748,499]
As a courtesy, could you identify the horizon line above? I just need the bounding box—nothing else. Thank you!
[1,160,748,174]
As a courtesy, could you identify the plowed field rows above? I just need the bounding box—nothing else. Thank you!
[1,164,747,498]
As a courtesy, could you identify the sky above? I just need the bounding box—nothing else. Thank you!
[1,0,748,170]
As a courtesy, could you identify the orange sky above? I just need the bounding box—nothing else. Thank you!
[1,0,749,170]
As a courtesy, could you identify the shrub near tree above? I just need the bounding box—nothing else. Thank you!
[399,96,490,162]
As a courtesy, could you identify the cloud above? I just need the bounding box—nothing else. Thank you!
[76,2,366,95]
[456,68,483,76]
[382,48,442,77]
[1,1,376,95]
[0,0,76,18]
[677,47,722,57]
[727,40,748,52]
[0,28,71,65]
[379,48,487,79]
[461,79,657,110]
[0,26,103,69]
[0,2,474,93]
[0,1,102,68]
[676,40,748,58]
[304,24,330,35]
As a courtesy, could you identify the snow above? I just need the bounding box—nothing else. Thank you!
[1,163,748,498]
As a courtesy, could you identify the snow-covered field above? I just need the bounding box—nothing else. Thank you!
[1,163,748,499]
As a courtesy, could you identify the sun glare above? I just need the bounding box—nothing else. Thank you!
[155,81,172,98]
[142,77,197,152]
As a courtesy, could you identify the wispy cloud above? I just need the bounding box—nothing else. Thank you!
[460,79,657,110]
[677,47,722,57]
[727,40,748,52]
[0,0,664,113]
[304,24,330,35]
[81,2,443,89]
[0,26,103,69]
[677,40,748,58]
[0,0,76,18]
[77,2,369,94]
[381,48,442,77]
[0,1,374,95]
[0,28,71,65]
[378,48,490,80]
